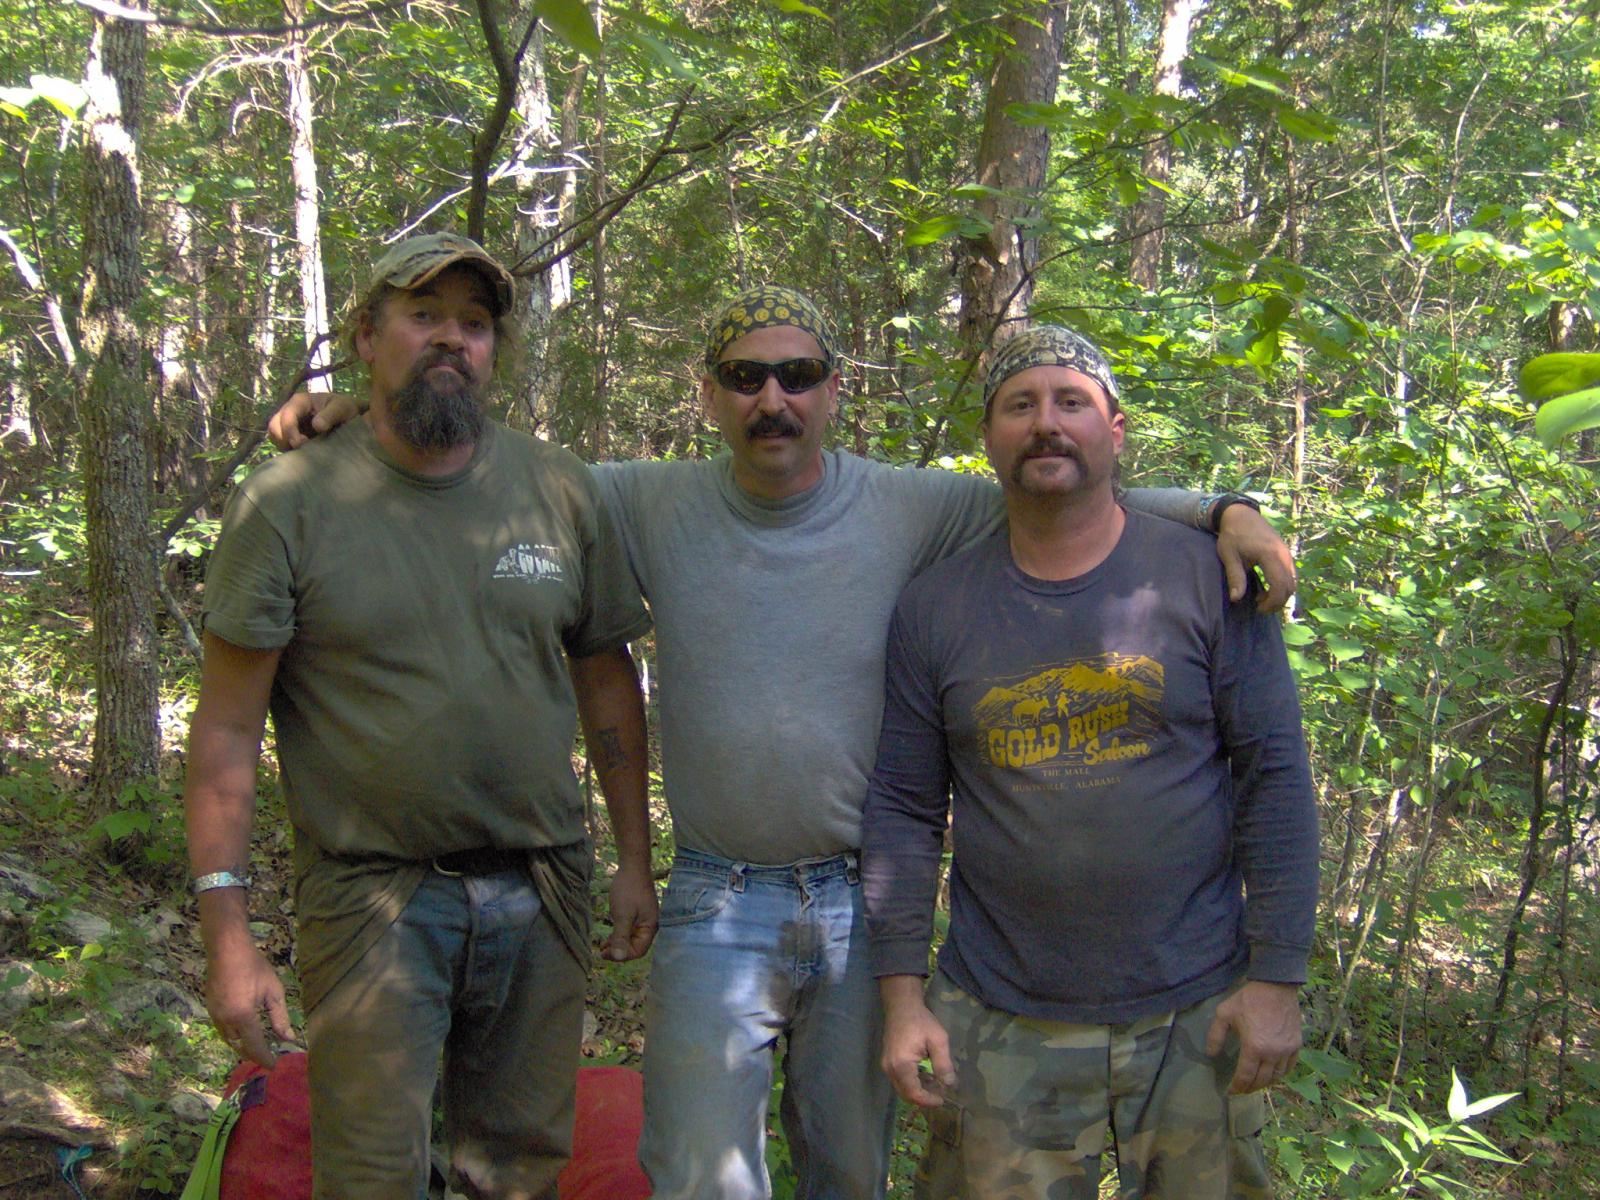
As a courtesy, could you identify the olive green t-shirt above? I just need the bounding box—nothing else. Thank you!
[203,418,650,1005]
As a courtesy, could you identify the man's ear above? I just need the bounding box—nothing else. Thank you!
[699,374,716,419]
[354,313,378,366]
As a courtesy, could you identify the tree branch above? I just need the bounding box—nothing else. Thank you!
[466,1,542,243]
[158,336,338,547]
[69,0,406,37]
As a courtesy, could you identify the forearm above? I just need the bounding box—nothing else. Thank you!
[569,646,652,870]
[1122,486,1216,530]
[879,972,930,1014]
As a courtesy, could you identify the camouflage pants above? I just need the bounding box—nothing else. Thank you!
[913,975,1272,1200]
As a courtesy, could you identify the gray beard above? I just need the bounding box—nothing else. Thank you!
[390,373,486,451]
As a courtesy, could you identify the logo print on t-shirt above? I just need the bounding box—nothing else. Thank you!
[973,652,1163,772]
[492,543,565,583]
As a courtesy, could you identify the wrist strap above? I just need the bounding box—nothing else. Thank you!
[1208,492,1261,533]
[192,870,252,894]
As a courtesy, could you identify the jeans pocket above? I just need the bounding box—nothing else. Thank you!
[657,866,734,927]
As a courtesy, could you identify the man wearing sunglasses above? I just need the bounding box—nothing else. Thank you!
[268,282,1296,1200]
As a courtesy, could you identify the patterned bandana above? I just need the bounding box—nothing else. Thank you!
[704,285,838,366]
[982,325,1119,411]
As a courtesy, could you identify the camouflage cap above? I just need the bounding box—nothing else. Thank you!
[704,285,838,366]
[982,325,1119,412]
[366,232,515,315]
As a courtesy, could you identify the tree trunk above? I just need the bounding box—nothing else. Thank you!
[1482,619,1579,1061]
[81,6,159,810]
[511,19,574,429]
[285,0,331,378]
[589,0,609,459]
[956,0,1068,358]
[1128,0,1195,291]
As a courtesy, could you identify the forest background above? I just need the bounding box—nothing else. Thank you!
[0,0,1596,1195]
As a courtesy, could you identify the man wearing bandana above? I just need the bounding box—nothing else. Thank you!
[861,326,1318,1199]
[269,285,1297,1200]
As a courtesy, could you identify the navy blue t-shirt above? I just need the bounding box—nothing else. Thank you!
[861,511,1318,1024]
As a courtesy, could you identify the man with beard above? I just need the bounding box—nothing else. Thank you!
[863,326,1318,1199]
[183,232,656,1199]
[266,287,1298,1200]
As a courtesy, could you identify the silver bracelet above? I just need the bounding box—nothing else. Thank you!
[192,870,252,894]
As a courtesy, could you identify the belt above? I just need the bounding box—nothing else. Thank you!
[431,847,528,877]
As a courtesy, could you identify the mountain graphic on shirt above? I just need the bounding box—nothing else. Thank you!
[973,653,1164,730]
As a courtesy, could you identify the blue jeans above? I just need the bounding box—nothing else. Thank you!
[639,850,895,1200]
[304,865,585,1200]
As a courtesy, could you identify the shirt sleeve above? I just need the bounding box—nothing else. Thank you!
[586,460,651,600]
[861,593,953,979]
[562,467,653,659]
[905,469,1004,574]
[1211,586,1320,983]
[201,488,297,650]
[1122,486,1213,530]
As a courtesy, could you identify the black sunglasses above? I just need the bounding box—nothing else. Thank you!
[713,357,831,395]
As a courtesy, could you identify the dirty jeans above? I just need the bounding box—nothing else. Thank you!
[639,850,896,1200]
[304,865,585,1200]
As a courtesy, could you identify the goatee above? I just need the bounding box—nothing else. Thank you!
[390,356,487,451]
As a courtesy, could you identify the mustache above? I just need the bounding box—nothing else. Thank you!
[746,412,804,439]
[1021,437,1078,460]
[413,347,476,383]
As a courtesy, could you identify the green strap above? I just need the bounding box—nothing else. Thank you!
[180,1092,243,1200]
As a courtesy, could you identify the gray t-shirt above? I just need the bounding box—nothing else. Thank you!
[594,450,1215,864]
[861,512,1319,1024]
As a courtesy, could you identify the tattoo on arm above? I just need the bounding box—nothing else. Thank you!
[591,728,629,773]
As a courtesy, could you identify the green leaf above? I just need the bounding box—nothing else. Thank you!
[1534,386,1600,448]
[905,213,987,246]
[629,29,696,79]
[768,0,832,17]
[1325,1142,1359,1172]
[1447,1069,1469,1121]
[1326,635,1365,662]
[537,0,604,57]
[29,74,87,117]
[1259,294,1293,331]
[1280,622,1314,645]
[1277,1139,1305,1181]
[1276,107,1339,142]
[1519,352,1600,401]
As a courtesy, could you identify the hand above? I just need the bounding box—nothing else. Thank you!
[1205,980,1302,1094]
[205,934,296,1068]
[879,977,955,1108]
[603,861,659,962]
[267,391,362,451]
[1217,505,1298,613]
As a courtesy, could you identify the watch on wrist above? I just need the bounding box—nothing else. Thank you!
[1208,492,1261,533]
[192,870,252,894]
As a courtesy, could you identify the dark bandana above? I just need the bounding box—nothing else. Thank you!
[983,325,1119,409]
[704,286,838,366]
